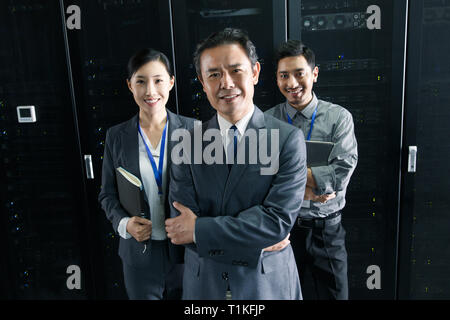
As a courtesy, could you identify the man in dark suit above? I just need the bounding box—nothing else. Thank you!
[165,28,307,300]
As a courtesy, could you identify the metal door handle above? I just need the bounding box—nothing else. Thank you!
[84,155,94,179]
[408,146,417,173]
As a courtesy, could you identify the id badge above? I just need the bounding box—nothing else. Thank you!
[302,200,311,208]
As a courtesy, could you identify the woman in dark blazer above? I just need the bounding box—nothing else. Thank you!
[98,48,195,300]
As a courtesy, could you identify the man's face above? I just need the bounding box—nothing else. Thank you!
[198,43,260,122]
[276,55,318,110]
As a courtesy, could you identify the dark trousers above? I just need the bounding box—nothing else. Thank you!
[122,240,183,300]
[291,217,348,300]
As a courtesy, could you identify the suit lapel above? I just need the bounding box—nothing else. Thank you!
[166,110,180,176]
[204,114,230,185]
[120,113,153,207]
[120,114,142,182]
[222,107,266,206]
[164,109,191,217]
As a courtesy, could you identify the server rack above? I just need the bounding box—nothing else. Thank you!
[2,0,450,300]
[63,0,175,299]
[171,0,287,120]
[398,0,450,299]
[288,0,408,299]
[0,0,93,299]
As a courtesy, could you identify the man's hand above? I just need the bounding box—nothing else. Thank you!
[165,201,197,245]
[263,233,291,252]
[306,168,317,189]
[126,216,152,242]
[304,186,336,203]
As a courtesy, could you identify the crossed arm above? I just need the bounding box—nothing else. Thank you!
[305,168,337,203]
[304,110,358,203]
[165,128,306,267]
[165,202,290,251]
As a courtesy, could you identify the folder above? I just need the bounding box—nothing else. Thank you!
[302,141,334,208]
[305,140,334,167]
[115,167,146,217]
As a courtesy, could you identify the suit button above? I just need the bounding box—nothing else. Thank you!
[243,262,248,266]
[219,250,224,255]
[222,272,229,281]
[209,250,215,256]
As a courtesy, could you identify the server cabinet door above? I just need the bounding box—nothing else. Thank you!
[0,1,93,299]
[398,0,450,299]
[62,0,174,299]
[288,0,407,299]
[172,0,287,120]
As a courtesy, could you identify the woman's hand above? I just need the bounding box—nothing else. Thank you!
[126,216,152,242]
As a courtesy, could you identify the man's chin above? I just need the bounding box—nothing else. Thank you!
[216,100,243,113]
[287,99,302,107]
[215,102,253,121]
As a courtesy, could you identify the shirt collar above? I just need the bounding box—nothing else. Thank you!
[285,92,318,120]
[138,120,168,154]
[217,104,255,137]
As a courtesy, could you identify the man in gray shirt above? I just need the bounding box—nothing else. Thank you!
[265,40,358,300]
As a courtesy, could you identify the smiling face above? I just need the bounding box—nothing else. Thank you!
[276,55,318,111]
[198,43,260,123]
[127,60,174,115]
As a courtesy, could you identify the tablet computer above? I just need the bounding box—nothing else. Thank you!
[306,140,335,167]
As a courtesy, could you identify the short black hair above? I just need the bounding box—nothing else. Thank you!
[127,48,173,80]
[274,40,315,71]
[193,28,259,76]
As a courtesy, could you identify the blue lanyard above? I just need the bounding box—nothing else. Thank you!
[138,120,168,196]
[286,107,318,141]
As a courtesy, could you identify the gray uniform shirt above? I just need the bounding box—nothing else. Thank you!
[265,93,358,219]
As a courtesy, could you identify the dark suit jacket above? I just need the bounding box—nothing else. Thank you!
[98,109,195,267]
[169,106,307,299]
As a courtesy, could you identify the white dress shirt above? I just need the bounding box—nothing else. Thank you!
[118,122,169,240]
[217,105,255,160]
